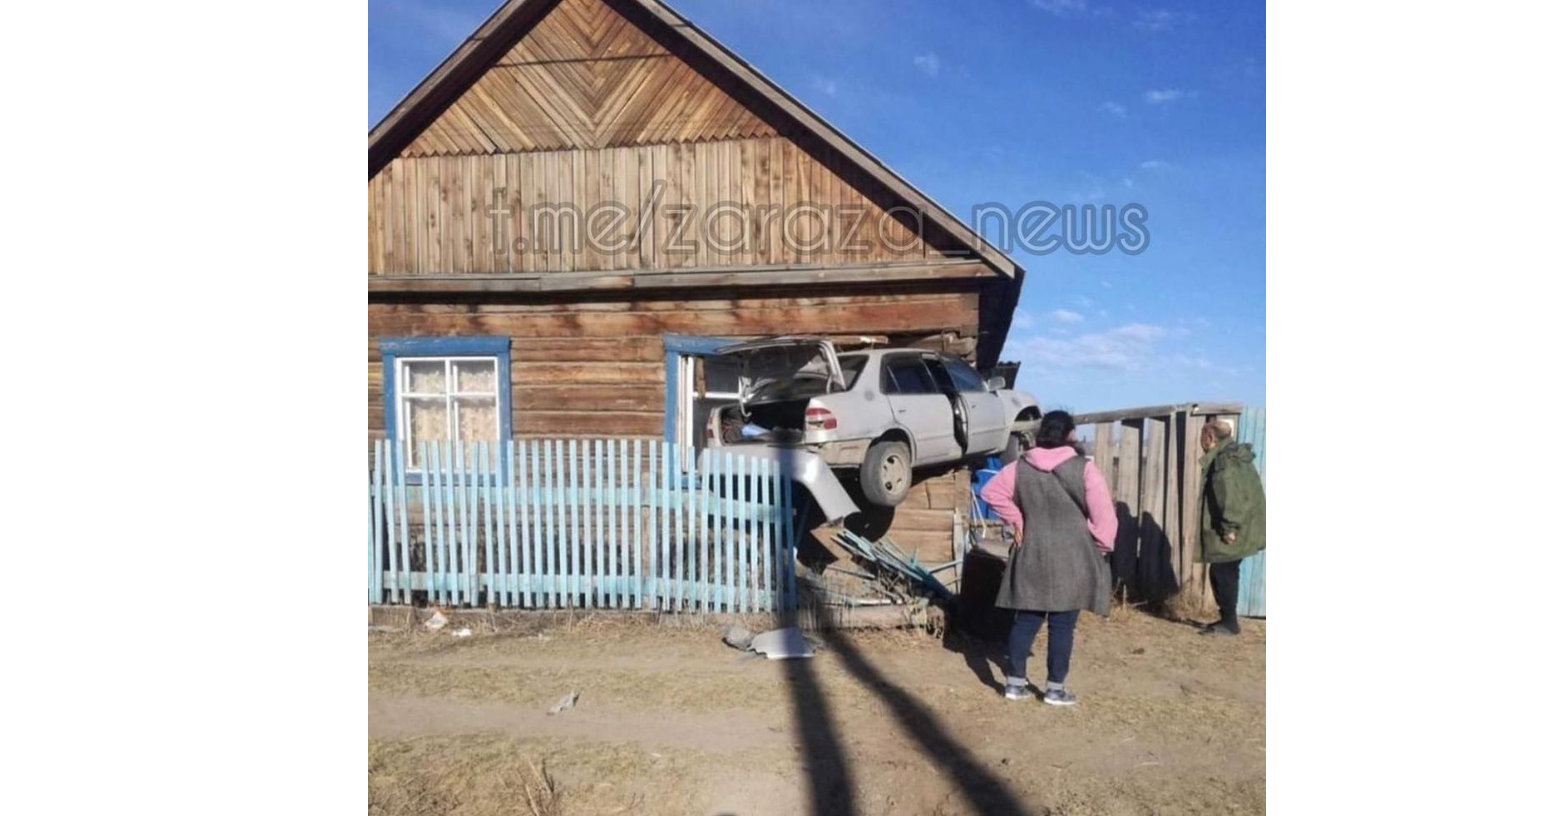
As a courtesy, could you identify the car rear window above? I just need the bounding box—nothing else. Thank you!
[837,355,868,391]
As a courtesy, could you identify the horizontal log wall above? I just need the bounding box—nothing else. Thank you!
[369,287,981,440]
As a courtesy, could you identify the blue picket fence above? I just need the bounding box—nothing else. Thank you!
[367,438,798,613]
[1235,407,1267,617]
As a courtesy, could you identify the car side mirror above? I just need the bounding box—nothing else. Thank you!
[986,376,1005,391]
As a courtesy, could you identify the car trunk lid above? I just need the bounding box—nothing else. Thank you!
[714,338,847,410]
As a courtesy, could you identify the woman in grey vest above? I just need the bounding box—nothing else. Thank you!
[979,411,1117,705]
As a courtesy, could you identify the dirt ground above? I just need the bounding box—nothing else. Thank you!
[368,608,1265,816]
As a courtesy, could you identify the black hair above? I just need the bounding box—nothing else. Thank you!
[1035,410,1076,449]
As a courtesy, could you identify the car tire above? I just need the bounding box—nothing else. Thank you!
[1003,432,1026,463]
[860,440,912,507]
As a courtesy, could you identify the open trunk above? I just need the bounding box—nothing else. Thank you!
[711,338,845,446]
[716,400,810,445]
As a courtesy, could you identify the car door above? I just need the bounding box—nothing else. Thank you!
[940,355,1007,454]
[881,354,957,464]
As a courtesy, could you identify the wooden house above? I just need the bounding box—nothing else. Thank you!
[367,0,1025,569]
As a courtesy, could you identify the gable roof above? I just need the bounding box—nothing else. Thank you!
[368,0,1025,282]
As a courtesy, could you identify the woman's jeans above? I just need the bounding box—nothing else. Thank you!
[1007,609,1080,685]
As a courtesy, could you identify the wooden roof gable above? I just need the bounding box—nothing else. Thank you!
[368,0,1023,281]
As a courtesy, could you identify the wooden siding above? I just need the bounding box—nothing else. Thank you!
[401,0,778,157]
[369,137,961,275]
[369,287,981,440]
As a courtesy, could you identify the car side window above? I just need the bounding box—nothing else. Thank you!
[942,357,986,392]
[923,358,957,394]
[884,357,937,395]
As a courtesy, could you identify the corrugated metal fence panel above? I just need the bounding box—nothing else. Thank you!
[366,438,797,613]
[1235,407,1267,617]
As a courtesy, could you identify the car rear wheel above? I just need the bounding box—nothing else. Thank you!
[860,440,912,507]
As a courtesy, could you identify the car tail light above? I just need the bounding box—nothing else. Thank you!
[706,423,716,441]
[805,407,838,430]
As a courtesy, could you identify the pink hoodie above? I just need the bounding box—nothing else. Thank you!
[980,447,1118,553]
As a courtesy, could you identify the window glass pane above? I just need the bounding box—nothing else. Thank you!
[837,355,868,391]
[454,359,497,394]
[405,397,450,449]
[888,359,936,394]
[403,360,447,395]
[943,358,985,392]
[455,397,499,445]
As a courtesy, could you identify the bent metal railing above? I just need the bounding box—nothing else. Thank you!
[367,438,798,613]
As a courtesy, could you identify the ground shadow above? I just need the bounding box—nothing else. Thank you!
[776,643,859,815]
[800,596,1040,816]
[1136,510,1181,605]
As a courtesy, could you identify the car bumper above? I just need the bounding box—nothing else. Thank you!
[699,444,859,524]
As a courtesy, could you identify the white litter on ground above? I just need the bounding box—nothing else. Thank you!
[548,691,580,715]
[748,627,814,660]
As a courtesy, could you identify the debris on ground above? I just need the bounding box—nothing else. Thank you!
[748,627,815,660]
[451,627,473,638]
[829,530,954,599]
[422,609,449,632]
[547,691,580,715]
[721,624,755,651]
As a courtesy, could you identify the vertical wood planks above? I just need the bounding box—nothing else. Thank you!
[433,442,449,603]
[1139,419,1168,600]
[1163,413,1182,590]
[450,442,465,606]
[538,439,552,607]
[695,449,709,612]
[496,440,510,606]
[632,439,643,608]
[648,439,660,609]
[750,457,762,613]
[1094,423,1113,476]
[393,440,411,602]
[370,440,383,604]
[778,462,796,611]
[481,443,495,606]
[517,440,531,607]
[737,454,749,613]
[577,439,590,608]
[606,438,618,608]
[422,443,436,604]
[368,439,805,615]
[555,439,569,607]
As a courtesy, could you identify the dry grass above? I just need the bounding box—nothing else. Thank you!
[369,735,707,816]
[508,754,560,816]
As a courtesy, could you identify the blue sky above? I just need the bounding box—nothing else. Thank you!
[370,0,1265,413]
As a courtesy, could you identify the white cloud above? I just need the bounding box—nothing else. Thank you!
[1140,159,1173,170]
[812,75,838,96]
[1099,309,1109,318]
[1032,0,1089,15]
[913,53,940,78]
[1008,323,1169,372]
[1133,10,1178,32]
[1073,295,1094,308]
[1049,308,1085,324]
[1098,101,1128,118]
[1122,177,1135,189]
[1144,88,1195,104]
[1100,280,1113,289]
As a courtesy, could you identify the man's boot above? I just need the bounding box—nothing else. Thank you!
[1200,611,1241,636]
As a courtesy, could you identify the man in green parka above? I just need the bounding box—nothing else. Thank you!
[1197,419,1266,635]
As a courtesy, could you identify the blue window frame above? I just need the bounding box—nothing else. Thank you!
[380,336,512,478]
[662,334,736,449]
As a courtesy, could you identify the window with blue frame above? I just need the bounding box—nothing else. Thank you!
[380,336,512,473]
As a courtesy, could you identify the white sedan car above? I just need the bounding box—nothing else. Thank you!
[706,338,1040,507]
